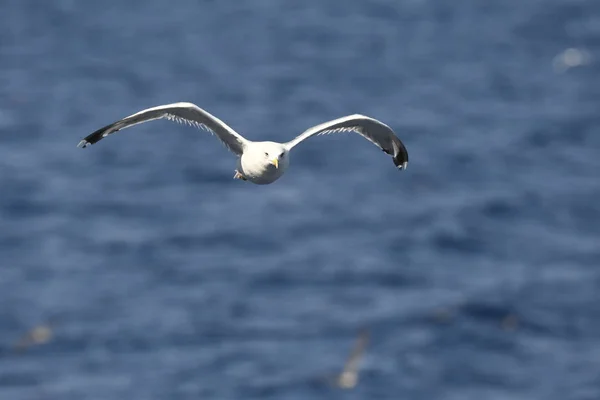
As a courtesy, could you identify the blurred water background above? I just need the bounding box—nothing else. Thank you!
[1,0,599,399]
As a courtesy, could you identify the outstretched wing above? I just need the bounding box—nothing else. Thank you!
[341,328,370,377]
[77,102,249,155]
[285,114,408,170]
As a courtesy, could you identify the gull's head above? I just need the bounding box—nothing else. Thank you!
[260,142,287,169]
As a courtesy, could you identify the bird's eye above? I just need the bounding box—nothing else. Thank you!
[279,152,285,158]
[264,152,269,157]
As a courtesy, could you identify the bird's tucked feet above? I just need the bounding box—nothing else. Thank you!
[233,170,247,181]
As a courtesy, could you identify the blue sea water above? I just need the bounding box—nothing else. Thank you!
[1,0,599,399]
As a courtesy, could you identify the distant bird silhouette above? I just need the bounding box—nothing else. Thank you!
[13,317,58,352]
[321,328,370,389]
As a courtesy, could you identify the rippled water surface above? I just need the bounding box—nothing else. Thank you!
[1,1,599,399]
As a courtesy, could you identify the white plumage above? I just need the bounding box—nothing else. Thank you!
[78,102,409,185]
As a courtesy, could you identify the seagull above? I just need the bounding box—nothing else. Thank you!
[324,328,370,389]
[77,102,409,185]
[13,317,58,352]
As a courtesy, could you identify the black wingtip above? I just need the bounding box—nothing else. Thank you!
[395,158,408,170]
[77,121,119,149]
[391,137,409,170]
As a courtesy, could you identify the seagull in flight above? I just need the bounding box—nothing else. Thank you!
[78,102,409,185]
[331,328,370,389]
[314,328,371,389]
[13,317,58,352]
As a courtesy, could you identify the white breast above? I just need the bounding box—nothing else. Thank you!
[238,153,288,185]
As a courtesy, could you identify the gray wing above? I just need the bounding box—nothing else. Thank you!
[341,329,370,376]
[285,114,408,170]
[77,102,249,155]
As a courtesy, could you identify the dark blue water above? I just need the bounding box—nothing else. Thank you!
[1,1,599,399]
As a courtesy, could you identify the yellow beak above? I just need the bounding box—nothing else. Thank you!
[270,158,279,169]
